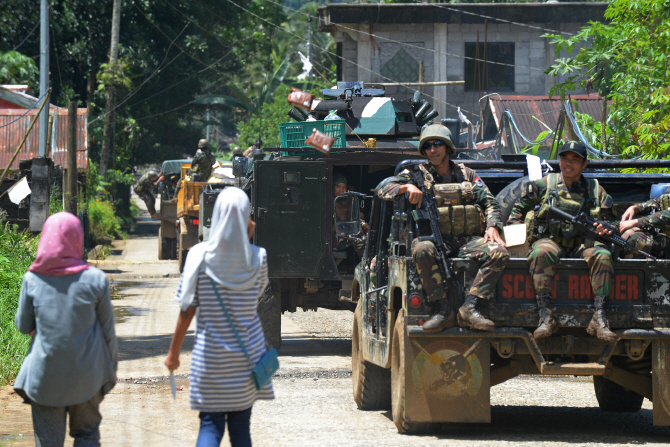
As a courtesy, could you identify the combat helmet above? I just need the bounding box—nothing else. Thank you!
[145,169,159,180]
[198,139,209,149]
[418,124,455,156]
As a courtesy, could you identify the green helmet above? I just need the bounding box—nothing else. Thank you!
[146,170,158,180]
[198,139,209,149]
[418,124,455,156]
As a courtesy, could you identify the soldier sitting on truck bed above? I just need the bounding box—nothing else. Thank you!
[507,141,619,342]
[618,190,670,259]
[169,139,217,203]
[378,123,509,333]
[134,169,160,218]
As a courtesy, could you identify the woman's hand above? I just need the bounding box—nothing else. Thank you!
[165,353,180,372]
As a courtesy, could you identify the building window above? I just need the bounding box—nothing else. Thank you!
[464,42,515,92]
[381,47,420,93]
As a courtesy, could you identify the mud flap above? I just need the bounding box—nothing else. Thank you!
[405,337,490,423]
[653,340,670,426]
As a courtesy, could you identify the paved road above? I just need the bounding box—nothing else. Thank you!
[2,195,670,446]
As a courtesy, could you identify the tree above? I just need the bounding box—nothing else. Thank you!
[544,0,670,159]
[0,51,39,89]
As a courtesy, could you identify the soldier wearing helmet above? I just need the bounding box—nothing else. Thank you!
[190,139,216,182]
[377,123,508,333]
[134,169,160,218]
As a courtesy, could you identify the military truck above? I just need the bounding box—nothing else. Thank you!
[235,82,443,348]
[158,159,234,271]
[348,157,670,433]
[158,159,191,261]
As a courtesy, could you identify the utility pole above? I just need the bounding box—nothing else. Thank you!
[308,16,313,81]
[39,0,49,157]
[100,0,122,180]
[66,101,78,215]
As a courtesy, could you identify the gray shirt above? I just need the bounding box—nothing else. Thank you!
[14,267,118,407]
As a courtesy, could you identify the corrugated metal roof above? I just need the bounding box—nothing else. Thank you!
[0,108,88,171]
[484,94,605,142]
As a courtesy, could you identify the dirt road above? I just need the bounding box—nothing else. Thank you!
[2,196,670,446]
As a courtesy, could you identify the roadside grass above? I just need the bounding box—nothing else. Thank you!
[0,221,38,386]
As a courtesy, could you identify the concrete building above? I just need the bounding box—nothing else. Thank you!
[318,3,607,122]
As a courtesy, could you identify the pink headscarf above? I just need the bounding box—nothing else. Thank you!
[29,212,90,276]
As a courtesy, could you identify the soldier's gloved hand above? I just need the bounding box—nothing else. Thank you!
[593,220,614,236]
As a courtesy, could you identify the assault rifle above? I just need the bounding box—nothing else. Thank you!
[407,169,454,282]
[548,206,657,260]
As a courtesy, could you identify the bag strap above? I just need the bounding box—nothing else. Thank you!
[209,277,253,365]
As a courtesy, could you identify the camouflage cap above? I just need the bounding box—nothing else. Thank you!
[558,141,587,159]
[333,174,347,186]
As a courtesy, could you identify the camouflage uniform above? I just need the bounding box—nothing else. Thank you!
[134,173,157,215]
[508,174,618,297]
[379,161,509,303]
[190,148,216,181]
[622,194,670,259]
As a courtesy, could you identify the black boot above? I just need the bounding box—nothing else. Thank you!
[533,293,558,339]
[457,295,494,331]
[587,295,617,343]
[422,299,456,333]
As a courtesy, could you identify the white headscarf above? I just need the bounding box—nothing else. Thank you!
[178,187,264,311]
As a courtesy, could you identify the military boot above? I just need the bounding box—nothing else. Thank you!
[533,293,558,339]
[422,299,456,333]
[587,295,617,343]
[457,295,494,331]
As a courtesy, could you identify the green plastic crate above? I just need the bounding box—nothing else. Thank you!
[279,119,346,150]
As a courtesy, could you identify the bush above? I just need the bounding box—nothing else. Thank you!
[0,221,38,385]
[88,198,121,243]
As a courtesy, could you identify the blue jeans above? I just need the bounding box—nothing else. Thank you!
[196,408,252,447]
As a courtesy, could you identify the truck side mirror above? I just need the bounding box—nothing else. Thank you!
[232,155,248,177]
[334,195,361,236]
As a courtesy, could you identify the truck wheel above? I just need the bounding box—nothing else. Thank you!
[258,283,282,349]
[170,239,178,260]
[495,175,531,224]
[392,310,430,434]
[593,376,644,412]
[352,302,391,410]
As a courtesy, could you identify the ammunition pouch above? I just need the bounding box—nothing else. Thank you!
[433,181,485,237]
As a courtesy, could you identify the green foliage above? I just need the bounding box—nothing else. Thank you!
[544,0,670,158]
[0,51,39,89]
[520,130,552,156]
[0,220,38,385]
[88,198,121,241]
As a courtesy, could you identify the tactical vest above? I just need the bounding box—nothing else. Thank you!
[134,174,151,193]
[419,164,485,237]
[530,173,600,248]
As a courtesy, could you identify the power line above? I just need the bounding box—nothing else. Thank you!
[0,89,50,129]
[12,21,40,51]
[222,0,472,115]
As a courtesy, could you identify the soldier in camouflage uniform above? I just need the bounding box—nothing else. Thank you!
[507,141,618,342]
[134,170,160,218]
[378,123,509,333]
[190,139,217,182]
[619,190,670,258]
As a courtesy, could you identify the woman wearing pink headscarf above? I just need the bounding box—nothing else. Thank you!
[14,212,118,447]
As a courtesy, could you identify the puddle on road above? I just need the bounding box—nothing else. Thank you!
[114,306,148,323]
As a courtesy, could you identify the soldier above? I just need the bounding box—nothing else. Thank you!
[507,141,619,342]
[134,170,160,218]
[378,123,509,333]
[619,190,670,258]
[190,139,217,182]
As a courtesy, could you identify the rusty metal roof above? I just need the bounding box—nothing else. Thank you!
[0,108,88,171]
[484,94,605,142]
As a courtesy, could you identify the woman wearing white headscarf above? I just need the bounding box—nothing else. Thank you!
[165,187,273,447]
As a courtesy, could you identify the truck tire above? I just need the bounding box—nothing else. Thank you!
[258,283,282,349]
[352,302,391,410]
[495,175,531,225]
[593,376,644,412]
[391,310,430,434]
